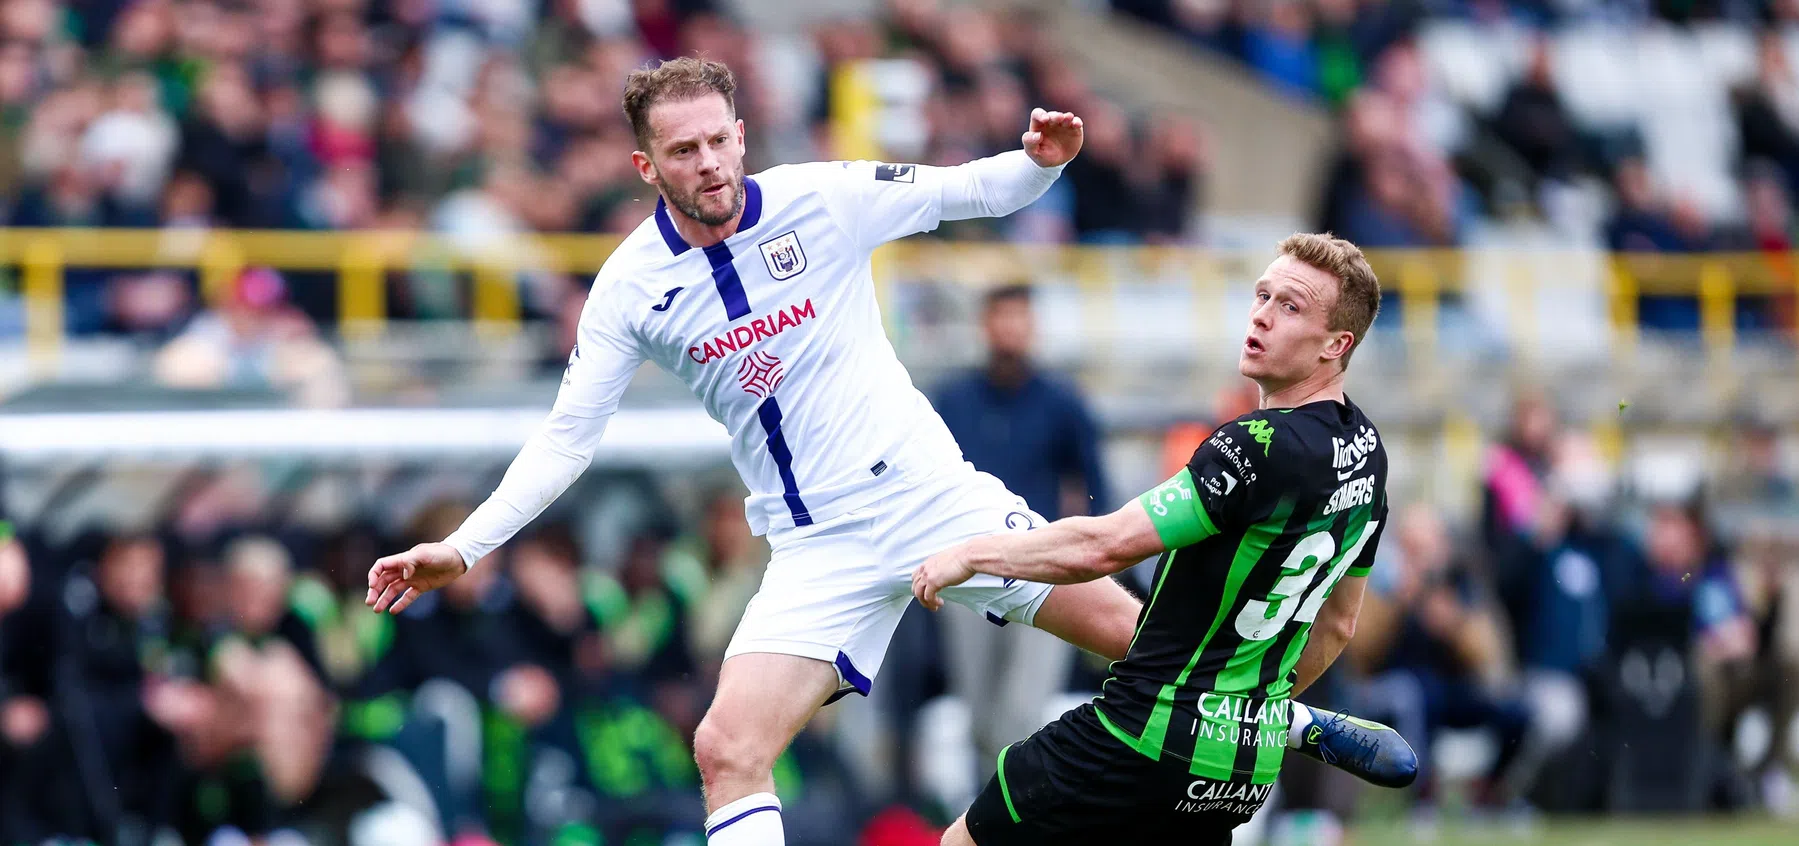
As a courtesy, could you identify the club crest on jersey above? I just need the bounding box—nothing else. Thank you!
[758,231,807,281]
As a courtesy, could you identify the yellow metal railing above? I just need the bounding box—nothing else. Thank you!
[4,229,1798,371]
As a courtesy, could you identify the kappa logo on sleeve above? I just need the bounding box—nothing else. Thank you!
[873,163,916,183]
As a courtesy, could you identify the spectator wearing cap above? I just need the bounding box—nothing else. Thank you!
[153,266,350,407]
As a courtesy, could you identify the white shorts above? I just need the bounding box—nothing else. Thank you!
[722,466,1056,703]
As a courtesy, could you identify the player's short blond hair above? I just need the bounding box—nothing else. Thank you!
[1277,232,1381,369]
[622,57,737,151]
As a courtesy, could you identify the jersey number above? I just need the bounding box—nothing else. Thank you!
[1233,521,1380,642]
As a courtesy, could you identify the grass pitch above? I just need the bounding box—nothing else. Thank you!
[1349,816,1795,846]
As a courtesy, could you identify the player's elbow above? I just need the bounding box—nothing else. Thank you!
[1049,527,1116,583]
[1071,555,1115,583]
[1321,608,1358,644]
[1084,510,1159,579]
[1089,530,1142,579]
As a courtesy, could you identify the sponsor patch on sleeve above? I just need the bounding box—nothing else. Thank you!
[873,163,916,183]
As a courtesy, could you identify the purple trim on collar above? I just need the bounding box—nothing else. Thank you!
[652,177,762,256]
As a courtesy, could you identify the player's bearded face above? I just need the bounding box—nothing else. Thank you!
[646,97,747,228]
[665,157,745,227]
[1239,257,1342,385]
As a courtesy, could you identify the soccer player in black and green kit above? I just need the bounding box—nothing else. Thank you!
[913,233,1416,845]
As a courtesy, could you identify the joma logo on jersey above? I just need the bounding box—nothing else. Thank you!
[1332,426,1378,475]
[758,231,807,280]
[688,300,817,364]
[1323,475,1376,515]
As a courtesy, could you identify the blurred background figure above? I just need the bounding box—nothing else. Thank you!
[930,283,1111,793]
[1349,504,1532,809]
[153,267,349,408]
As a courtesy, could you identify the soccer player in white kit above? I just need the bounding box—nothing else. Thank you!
[366,57,1142,845]
[367,56,1420,844]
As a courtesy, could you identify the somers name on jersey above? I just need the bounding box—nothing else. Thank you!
[1324,424,1379,516]
[1323,476,1376,515]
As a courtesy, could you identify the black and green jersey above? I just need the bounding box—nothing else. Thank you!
[1094,398,1388,785]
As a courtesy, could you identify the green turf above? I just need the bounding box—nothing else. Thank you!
[1349,816,1796,846]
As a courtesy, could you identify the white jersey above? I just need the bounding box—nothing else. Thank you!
[444,151,1064,565]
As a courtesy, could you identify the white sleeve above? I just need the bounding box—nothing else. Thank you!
[824,151,1065,251]
[441,277,644,567]
[934,150,1066,223]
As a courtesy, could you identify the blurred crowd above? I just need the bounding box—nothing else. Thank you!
[0,484,818,846]
[1122,0,1799,333]
[1298,392,1799,821]
[2,282,1796,846]
[0,0,1208,345]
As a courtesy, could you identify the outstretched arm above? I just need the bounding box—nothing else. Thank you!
[367,411,616,614]
[936,109,1083,221]
[442,410,609,565]
[836,108,1083,250]
[912,461,1231,609]
[913,499,1166,610]
[368,285,643,614]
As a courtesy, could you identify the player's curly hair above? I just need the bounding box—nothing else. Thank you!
[1278,232,1381,369]
[622,57,738,151]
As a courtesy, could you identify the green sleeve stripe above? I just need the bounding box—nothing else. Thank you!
[1137,468,1220,549]
[1195,498,1220,539]
[996,744,1022,823]
[1346,565,1373,577]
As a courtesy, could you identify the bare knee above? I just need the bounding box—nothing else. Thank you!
[941,815,975,846]
[692,652,842,811]
[693,710,775,787]
[1095,582,1141,657]
[1037,580,1142,662]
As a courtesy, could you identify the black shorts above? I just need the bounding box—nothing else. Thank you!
[964,703,1272,846]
